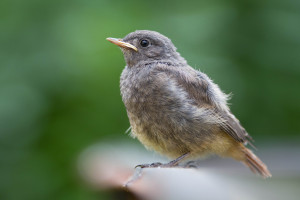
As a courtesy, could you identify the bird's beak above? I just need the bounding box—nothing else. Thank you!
[106,37,138,51]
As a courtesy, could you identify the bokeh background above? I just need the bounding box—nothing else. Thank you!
[1,0,300,199]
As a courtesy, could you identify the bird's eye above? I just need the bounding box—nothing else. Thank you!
[140,39,150,47]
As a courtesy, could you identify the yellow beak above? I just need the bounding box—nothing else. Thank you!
[106,37,138,51]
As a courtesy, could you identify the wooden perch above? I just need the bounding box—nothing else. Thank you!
[78,142,299,200]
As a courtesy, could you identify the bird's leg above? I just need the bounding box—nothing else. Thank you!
[135,153,190,168]
[164,153,190,167]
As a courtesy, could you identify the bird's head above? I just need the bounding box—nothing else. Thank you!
[107,30,186,67]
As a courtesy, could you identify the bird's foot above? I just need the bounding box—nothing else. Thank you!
[135,162,163,168]
[135,161,179,168]
[135,153,191,169]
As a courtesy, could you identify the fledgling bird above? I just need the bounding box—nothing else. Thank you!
[107,30,271,178]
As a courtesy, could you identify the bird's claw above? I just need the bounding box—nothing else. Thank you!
[135,162,163,168]
[135,153,190,169]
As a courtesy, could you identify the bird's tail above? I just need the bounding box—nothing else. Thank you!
[240,146,272,178]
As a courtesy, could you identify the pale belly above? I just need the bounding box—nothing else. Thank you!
[126,105,236,160]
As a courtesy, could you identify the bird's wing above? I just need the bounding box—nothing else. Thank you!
[217,109,254,146]
[154,64,253,146]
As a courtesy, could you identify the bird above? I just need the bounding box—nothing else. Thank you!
[106,30,271,178]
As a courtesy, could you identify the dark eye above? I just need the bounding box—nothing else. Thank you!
[140,39,150,47]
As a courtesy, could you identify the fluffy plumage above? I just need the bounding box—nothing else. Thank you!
[109,30,271,178]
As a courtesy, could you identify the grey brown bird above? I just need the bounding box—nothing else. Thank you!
[107,30,271,178]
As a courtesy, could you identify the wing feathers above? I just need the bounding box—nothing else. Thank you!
[153,64,253,145]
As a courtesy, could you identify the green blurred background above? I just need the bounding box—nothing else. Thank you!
[1,0,300,199]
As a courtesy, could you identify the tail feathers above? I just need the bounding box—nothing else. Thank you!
[242,147,272,178]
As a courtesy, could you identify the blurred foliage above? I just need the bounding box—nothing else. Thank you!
[0,0,300,199]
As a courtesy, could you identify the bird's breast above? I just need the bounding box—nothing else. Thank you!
[120,67,182,155]
[119,66,223,158]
